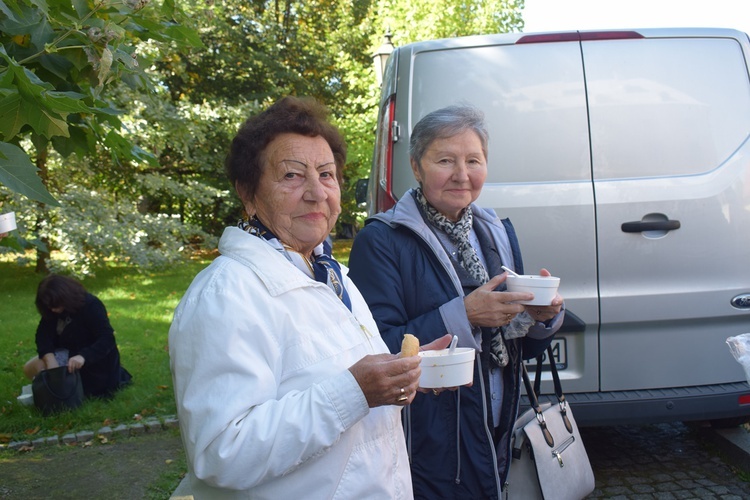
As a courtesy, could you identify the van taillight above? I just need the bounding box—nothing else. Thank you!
[738,394,750,405]
[376,98,397,212]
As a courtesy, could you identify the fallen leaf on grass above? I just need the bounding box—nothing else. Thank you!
[24,426,40,435]
[157,385,169,390]
[82,440,93,448]
[102,418,114,426]
[165,459,174,465]
[0,433,13,443]
[133,413,142,421]
[18,445,34,452]
[98,435,109,444]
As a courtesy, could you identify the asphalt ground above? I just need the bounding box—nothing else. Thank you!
[170,422,750,499]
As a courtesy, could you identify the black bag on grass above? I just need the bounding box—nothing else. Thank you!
[32,366,84,416]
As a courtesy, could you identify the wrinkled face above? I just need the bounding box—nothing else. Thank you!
[411,129,487,221]
[243,133,341,255]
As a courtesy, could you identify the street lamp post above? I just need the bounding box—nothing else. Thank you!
[373,29,394,86]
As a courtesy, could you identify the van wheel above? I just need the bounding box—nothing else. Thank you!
[708,417,750,429]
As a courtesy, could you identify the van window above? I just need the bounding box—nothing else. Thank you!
[584,38,750,179]
[410,42,590,184]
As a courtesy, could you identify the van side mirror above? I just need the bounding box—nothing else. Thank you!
[355,178,368,204]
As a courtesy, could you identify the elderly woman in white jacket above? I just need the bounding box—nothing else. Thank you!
[169,96,450,500]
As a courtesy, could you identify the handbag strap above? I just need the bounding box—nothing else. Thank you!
[41,367,79,400]
[521,362,555,447]
[531,345,574,434]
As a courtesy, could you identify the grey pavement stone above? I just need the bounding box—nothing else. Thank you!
[45,436,59,446]
[97,426,113,438]
[653,493,677,500]
[145,419,162,432]
[76,430,94,443]
[631,484,656,494]
[164,416,179,429]
[8,441,31,450]
[31,438,46,447]
[130,422,146,435]
[113,424,129,436]
[62,433,76,444]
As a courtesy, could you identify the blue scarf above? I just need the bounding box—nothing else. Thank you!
[239,218,352,311]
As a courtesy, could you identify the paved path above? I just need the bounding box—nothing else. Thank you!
[171,422,750,499]
[582,423,750,499]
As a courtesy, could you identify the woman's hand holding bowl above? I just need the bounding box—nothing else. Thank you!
[523,268,564,322]
[349,353,422,407]
[464,274,531,327]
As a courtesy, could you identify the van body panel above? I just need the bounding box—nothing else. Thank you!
[368,28,750,425]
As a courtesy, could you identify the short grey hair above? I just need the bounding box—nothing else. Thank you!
[409,105,489,165]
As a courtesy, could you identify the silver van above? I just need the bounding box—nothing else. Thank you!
[364,28,750,426]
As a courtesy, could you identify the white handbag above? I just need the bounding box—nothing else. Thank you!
[506,346,595,499]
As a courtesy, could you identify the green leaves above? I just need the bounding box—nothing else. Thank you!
[0,142,59,205]
[0,45,117,142]
[0,0,203,203]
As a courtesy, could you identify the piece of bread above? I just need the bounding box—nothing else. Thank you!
[400,334,420,357]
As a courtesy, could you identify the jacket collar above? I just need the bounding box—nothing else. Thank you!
[218,226,332,298]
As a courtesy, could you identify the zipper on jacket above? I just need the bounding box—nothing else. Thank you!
[551,435,576,467]
[359,323,374,350]
[476,355,503,496]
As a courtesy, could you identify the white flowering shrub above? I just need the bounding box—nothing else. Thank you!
[0,183,217,277]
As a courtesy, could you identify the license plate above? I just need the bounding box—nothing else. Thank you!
[523,337,567,370]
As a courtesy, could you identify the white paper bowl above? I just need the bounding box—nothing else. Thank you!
[506,275,560,305]
[0,212,16,233]
[418,347,475,388]
[17,393,33,406]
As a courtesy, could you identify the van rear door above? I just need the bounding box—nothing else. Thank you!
[583,32,750,391]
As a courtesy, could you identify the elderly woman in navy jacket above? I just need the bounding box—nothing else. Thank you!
[348,105,565,499]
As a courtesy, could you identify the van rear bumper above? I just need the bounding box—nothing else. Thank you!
[530,382,750,427]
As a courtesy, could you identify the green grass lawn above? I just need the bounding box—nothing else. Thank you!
[0,239,353,444]
[0,254,215,443]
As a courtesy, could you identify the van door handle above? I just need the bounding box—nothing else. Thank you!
[621,220,681,233]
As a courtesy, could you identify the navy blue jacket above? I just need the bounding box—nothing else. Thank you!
[348,191,559,499]
[36,293,128,398]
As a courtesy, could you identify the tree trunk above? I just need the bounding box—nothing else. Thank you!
[34,143,50,274]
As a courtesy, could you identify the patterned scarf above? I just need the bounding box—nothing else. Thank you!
[414,188,509,367]
[239,218,352,311]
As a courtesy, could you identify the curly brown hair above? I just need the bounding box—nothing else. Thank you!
[225,96,347,204]
[35,274,87,320]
